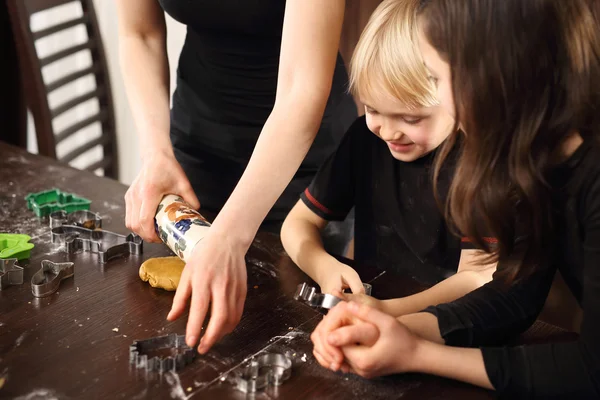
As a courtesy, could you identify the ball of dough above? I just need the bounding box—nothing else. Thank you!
[139,256,185,291]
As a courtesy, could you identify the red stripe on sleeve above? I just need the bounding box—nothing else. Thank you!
[303,188,333,215]
[461,237,499,244]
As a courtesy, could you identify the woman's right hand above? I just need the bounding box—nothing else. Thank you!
[125,150,200,242]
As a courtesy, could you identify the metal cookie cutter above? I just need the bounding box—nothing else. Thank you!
[234,352,292,393]
[294,283,342,311]
[49,210,102,230]
[0,258,24,290]
[51,225,143,264]
[294,282,373,311]
[129,333,196,373]
[31,260,75,297]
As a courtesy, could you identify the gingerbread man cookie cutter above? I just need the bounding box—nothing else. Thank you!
[234,352,293,393]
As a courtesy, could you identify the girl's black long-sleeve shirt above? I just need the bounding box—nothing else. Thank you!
[425,139,600,398]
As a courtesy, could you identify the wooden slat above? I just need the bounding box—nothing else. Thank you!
[46,65,98,93]
[51,86,105,118]
[55,111,107,143]
[32,15,87,40]
[24,0,78,14]
[39,40,95,67]
[83,156,112,173]
[59,134,109,163]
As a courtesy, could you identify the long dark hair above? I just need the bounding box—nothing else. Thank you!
[418,0,600,281]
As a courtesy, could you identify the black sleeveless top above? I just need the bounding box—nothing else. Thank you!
[159,0,356,169]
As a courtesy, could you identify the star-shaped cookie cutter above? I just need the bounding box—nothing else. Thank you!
[234,352,293,393]
[293,282,372,312]
[51,225,143,264]
[31,260,75,297]
[129,333,196,373]
[0,258,24,290]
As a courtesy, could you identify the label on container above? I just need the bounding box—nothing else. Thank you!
[154,194,211,262]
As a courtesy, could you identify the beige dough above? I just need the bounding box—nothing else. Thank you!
[139,256,185,291]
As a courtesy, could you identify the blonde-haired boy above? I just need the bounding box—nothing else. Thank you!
[281,0,495,316]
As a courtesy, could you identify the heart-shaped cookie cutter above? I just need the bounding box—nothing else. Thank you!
[31,260,75,297]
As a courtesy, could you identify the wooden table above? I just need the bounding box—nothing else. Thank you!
[0,142,572,399]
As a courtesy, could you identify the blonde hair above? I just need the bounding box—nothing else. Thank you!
[349,0,438,109]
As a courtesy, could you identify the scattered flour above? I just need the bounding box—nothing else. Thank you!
[14,389,62,400]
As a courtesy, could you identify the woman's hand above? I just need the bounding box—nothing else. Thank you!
[167,227,248,353]
[125,150,200,242]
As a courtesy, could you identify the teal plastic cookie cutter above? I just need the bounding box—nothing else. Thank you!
[0,233,35,260]
[25,188,91,218]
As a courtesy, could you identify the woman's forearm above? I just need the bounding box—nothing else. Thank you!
[118,32,172,157]
[211,98,328,245]
[382,270,491,317]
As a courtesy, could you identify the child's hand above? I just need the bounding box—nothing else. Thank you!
[337,292,384,313]
[317,261,364,295]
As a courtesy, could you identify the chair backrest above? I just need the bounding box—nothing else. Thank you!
[7,0,118,179]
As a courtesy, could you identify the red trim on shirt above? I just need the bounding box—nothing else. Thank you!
[303,188,333,215]
[461,237,499,244]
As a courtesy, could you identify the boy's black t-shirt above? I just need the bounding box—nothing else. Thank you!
[300,116,463,285]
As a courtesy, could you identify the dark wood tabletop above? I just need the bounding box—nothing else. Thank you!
[0,142,574,400]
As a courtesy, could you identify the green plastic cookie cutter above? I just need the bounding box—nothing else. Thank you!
[25,188,92,218]
[0,233,35,260]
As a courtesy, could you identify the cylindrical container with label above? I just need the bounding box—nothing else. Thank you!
[154,194,211,262]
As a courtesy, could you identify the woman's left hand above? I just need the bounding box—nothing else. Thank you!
[167,228,248,353]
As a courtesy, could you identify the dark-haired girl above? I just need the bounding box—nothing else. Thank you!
[310,0,600,397]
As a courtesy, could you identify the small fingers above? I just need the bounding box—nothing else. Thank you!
[344,270,365,295]
[328,321,379,347]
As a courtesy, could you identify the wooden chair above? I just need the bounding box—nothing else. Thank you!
[7,0,118,179]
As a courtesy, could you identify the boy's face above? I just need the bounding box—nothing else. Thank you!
[362,91,455,162]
